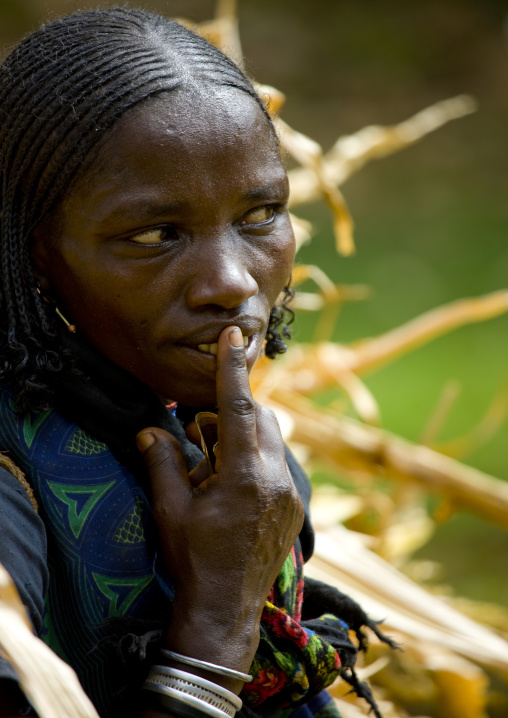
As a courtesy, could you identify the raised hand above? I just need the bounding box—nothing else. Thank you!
[136,326,304,680]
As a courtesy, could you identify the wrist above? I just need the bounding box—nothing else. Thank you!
[163,599,262,689]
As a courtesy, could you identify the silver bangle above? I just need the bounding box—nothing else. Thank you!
[143,665,242,718]
[160,648,253,684]
[143,688,222,718]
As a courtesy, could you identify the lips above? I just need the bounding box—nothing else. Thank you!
[197,335,249,355]
[173,331,261,378]
[173,317,263,355]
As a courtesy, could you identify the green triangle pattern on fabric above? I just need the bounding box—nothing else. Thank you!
[114,498,145,544]
[92,572,154,616]
[65,427,108,456]
[47,481,115,539]
[22,409,52,449]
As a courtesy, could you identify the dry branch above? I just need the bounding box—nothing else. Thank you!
[276,117,356,255]
[0,564,99,718]
[347,289,508,375]
[306,526,508,671]
[268,389,508,527]
[268,290,508,396]
[287,95,477,208]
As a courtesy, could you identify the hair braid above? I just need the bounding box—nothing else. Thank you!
[0,7,293,410]
[265,284,295,358]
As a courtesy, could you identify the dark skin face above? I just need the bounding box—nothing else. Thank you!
[31,88,295,406]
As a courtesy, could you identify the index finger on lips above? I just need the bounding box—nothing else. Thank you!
[216,325,257,455]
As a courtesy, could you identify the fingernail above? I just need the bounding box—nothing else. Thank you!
[137,431,156,453]
[228,327,244,348]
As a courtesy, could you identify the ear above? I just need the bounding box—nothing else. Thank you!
[30,222,53,292]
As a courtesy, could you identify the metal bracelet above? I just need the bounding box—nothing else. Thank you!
[143,665,242,718]
[160,648,253,684]
[143,688,215,718]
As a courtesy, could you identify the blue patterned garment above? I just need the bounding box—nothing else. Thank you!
[0,383,356,718]
[0,385,172,716]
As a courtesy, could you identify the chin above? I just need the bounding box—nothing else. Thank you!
[161,382,218,409]
[178,395,217,409]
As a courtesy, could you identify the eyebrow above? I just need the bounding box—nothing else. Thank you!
[242,180,289,202]
[105,200,186,222]
[99,179,289,225]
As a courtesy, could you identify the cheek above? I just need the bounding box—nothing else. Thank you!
[50,254,150,344]
[64,281,159,375]
[81,288,153,342]
[264,225,296,296]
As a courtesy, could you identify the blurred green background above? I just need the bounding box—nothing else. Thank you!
[2,0,507,605]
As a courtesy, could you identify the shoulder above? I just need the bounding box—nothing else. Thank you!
[0,454,38,511]
[0,463,48,635]
[0,462,42,525]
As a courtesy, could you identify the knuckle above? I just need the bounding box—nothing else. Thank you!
[230,395,256,417]
[285,479,300,506]
[152,500,171,525]
[280,472,305,527]
[146,444,173,472]
[148,455,173,478]
[294,492,305,528]
[229,347,248,368]
[144,438,182,478]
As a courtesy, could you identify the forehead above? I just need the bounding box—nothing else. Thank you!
[83,86,280,188]
[55,86,287,228]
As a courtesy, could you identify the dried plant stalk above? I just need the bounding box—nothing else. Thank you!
[433,391,508,458]
[305,527,508,671]
[269,290,508,396]
[347,289,508,375]
[0,564,99,718]
[268,389,508,527]
[287,95,477,208]
[420,380,462,446]
[255,83,287,117]
[276,118,356,255]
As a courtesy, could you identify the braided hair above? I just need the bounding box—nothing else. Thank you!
[0,7,293,411]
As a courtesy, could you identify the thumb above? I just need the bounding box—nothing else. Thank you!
[136,427,191,504]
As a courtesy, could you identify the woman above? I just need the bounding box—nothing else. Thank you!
[0,8,391,718]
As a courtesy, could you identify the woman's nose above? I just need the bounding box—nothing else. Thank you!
[185,248,259,310]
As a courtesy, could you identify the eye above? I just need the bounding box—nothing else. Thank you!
[240,205,275,226]
[129,227,178,245]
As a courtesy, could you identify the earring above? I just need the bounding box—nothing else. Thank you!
[36,285,77,333]
[54,306,77,334]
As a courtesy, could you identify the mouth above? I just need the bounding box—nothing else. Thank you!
[175,332,261,375]
[196,334,249,356]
